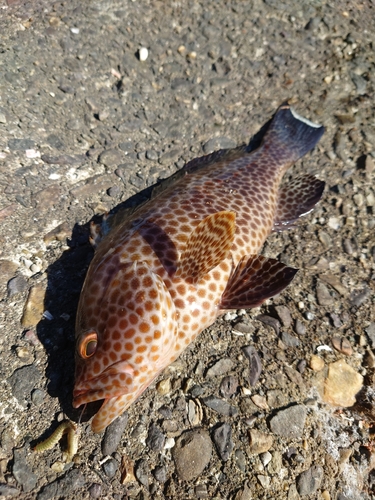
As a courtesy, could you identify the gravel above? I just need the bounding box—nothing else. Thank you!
[0,1,374,498]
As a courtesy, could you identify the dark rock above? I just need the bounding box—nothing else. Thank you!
[275,305,292,328]
[219,375,238,398]
[294,319,306,336]
[101,412,128,456]
[88,483,103,498]
[102,458,118,478]
[201,395,238,416]
[206,358,234,377]
[98,149,123,167]
[12,446,37,492]
[8,138,36,150]
[135,459,149,488]
[269,405,307,439]
[280,331,300,348]
[235,450,247,473]
[146,423,165,451]
[242,345,262,386]
[7,275,28,296]
[0,484,20,497]
[107,185,121,197]
[212,423,234,461]
[350,287,370,307]
[8,365,41,406]
[316,281,333,306]
[256,314,280,334]
[37,469,85,500]
[118,142,134,153]
[172,429,212,481]
[153,465,167,483]
[41,154,86,165]
[46,134,65,150]
[296,465,323,495]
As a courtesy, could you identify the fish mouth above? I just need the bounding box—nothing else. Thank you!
[72,361,134,408]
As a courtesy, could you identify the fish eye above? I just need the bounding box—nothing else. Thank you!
[78,331,98,359]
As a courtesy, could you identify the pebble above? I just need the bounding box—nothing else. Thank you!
[12,446,38,492]
[256,314,280,334]
[296,465,323,495]
[146,423,165,451]
[201,395,238,416]
[8,365,41,406]
[41,154,86,165]
[107,185,121,197]
[365,323,375,347]
[219,375,238,398]
[206,357,234,377]
[235,450,247,473]
[102,458,119,478]
[242,345,262,386]
[331,337,353,356]
[7,275,28,296]
[31,388,45,405]
[135,459,149,488]
[98,149,123,167]
[8,138,36,150]
[88,483,103,498]
[247,429,273,455]
[323,360,363,407]
[172,429,212,481]
[294,319,306,336]
[260,451,272,466]
[21,284,46,327]
[316,281,334,306]
[153,465,167,483]
[146,149,158,160]
[37,468,85,500]
[43,221,71,244]
[275,305,292,328]
[156,377,171,395]
[203,136,236,154]
[280,331,300,348]
[251,394,269,410]
[0,485,20,497]
[102,412,128,456]
[212,423,234,461]
[269,405,307,439]
[138,47,149,61]
[257,475,271,489]
[310,355,325,371]
[350,287,370,307]
[304,311,314,321]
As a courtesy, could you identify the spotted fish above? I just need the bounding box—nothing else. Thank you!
[73,102,325,432]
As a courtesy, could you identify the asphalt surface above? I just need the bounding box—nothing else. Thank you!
[0,1,374,499]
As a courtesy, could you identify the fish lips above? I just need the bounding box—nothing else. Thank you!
[72,361,134,408]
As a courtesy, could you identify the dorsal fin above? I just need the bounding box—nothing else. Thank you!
[176,211,236,285]
[273,174,325,231]
[220,255,297,309]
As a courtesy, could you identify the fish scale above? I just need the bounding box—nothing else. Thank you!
[73,102,325,432]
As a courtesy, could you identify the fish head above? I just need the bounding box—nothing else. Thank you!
[73,260,177,431]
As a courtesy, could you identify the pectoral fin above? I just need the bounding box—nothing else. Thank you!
[177,211,236,285]
[273,174,325,231]
[220,255,297,309]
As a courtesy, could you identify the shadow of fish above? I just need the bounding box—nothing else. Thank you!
[73,102,325,432]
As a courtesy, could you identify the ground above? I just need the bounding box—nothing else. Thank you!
[0,0,374,499]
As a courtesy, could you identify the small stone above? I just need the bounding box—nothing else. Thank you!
[251,394,269,410]
[102,458,118,478]
[156,378,171,395]
[297,465,323,495]
[153,465,167,483]
[32,185,61,210]
[350,287,370,307]
[46,134,65,149]
[304,311,314,321]
[323,359,363,407]
[8,138,36,150]
[269,405,307,439]
[201,395,238,416]
[21,283,46,327]
[212,423,234,461]
[88,483,103,498]
[248,429,273,455]
[242,345,262,386]
[99,149,123,167]
[41,154,86,166]
[146,423,165,451]
[172,429,212,481]
[233,321,253,334]
[195,484,209,498]
[260,451,272,466]
[235,450,247,473]
[327,217,340,230]
[102,412,128,456]
[135,459,149,488]
[280,331,300,348]
[294,319,306,336]
[256,314,280,334]
[206,357,234,377]
[275,305,292,327]
[37,469,85,500]
[43,222,71,244]
[331,337,353,356]
[219,375,238,398]
[0,112,7,123]
[12,446,37,492]
[310,355,325,371]
[257,475,270,489]
[7,275,28,296]
[31,388,45,405]
[159,149,180,165]
[8,365,41,406]
[297,359,307,374]
[203,136,236,154]
[138,47,149,61]
[107,185,121,197]
[316,281,334,306]
[145,150,158,160]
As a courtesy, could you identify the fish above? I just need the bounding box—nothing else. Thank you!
[73,102,325,432]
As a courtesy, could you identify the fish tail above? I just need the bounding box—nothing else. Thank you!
[261,101,324,167]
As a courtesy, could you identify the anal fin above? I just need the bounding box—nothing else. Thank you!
[176,211,236,285]
[220,255,297,309]
[273,174,325,231]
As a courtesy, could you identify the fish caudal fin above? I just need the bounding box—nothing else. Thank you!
[219,255,297,309]
[273,174,325,231]
[261,102,324,166]
[176,211,236,285]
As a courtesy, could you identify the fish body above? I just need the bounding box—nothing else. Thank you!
[73,103,325,432]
